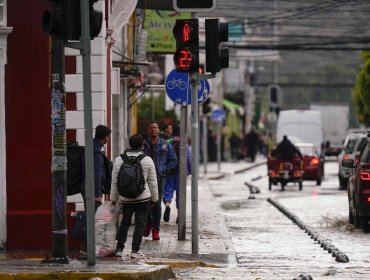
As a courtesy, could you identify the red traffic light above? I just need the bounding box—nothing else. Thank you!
[174,49,194,71]
[173,19,199,72]
[173,21,197,43]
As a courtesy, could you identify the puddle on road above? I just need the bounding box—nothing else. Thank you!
[221,199,260,210]
[319,215,356,232]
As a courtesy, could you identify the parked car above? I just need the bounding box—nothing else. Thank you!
[342,134,370,231]
[296,143,323,186]
[338,132,367,189]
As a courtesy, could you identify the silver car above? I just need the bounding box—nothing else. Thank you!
[338,132,367,189]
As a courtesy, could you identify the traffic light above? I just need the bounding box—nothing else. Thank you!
[89,0,103,40]
[174,0,215,11]
[202,97,211,115]
[205,18,229,74]
[269,85,281,116]
[270,86,278,104]
[42,0,102,41]
[173,19,199,72]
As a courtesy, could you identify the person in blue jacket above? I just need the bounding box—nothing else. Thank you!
[143,121,178,240]
[163,126,192,223]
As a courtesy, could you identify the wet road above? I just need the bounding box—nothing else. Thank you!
[174,159,370,279]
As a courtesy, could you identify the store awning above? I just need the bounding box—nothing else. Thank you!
[223,99,244,114]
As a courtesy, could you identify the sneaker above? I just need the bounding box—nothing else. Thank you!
[163,205,171,222]
[130,251,146,259]
[143,223,152,237]
[115,248,123,257]
[80,243,87,255]
[152,229,160,240]
[79,249,87,255]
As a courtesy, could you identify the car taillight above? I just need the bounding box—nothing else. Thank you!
[360,172,370,181]
[294,171,303,177]
[343,154,349,160]
[310,158,320,165]
[368,197,370,202]
[270,171,278,177]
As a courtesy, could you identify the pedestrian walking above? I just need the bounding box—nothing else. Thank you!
[143,121,178,240]
[80,124,112,254]
[244,127,260,162]
[163,127,192,223]
[161,123,173,140]
[110,134,159,259]
[229,132,242,161]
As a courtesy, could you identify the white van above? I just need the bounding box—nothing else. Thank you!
[276,110,324,155]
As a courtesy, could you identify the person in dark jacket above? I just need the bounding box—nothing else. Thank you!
[80,124,111,254]
[143,121,178,241]
[229,132,242,161]
[245,127,260,162]
[271,135,303,160]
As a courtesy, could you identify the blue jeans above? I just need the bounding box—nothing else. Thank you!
[163,173,179,209]
[116,201,150,252]
[146,177,165,231]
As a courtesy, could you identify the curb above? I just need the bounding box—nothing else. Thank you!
[234,161,266,174]
[267,198,350,263]
[0,261,175,280]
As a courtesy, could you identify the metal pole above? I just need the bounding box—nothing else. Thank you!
[190,72,199,255]
[217,122,221,171]
[202,116,208,174]
[81,0,96,266]
[51,38,68,260]
[178,105,187,240]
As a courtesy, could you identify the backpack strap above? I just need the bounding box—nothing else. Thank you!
[120,153,129,162]
[137,153,145,162]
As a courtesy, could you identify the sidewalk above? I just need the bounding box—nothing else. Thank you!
[0,158,266,279]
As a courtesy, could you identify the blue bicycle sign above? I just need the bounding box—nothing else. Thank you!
[166,78,187,90]
[165,69,210,106]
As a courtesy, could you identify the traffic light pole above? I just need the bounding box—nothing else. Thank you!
[190,72,199,255]
[80,0,96,266]
[178,105,187,240]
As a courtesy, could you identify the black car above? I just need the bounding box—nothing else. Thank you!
[342,134,370,232]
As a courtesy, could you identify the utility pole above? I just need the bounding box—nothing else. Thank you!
[50,38,68,262]
[178,105,188,240]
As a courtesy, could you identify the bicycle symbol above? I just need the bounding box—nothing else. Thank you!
[166,78,187,90]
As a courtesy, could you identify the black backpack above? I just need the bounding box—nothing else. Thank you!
[67,142,85,196]
[117,152,146,198]
[67,142,113,196]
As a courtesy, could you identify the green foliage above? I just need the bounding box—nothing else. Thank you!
[352,51,370,126]
[136,91,178,134]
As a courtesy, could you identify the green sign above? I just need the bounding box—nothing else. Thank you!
[144,10,190,53]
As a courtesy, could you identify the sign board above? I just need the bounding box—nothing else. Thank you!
[144,10,191,53]
[165,69,210,106]
[211,109,225,123]
[173,0,216,12]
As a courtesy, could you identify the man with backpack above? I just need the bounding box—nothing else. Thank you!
[110,134,158,259]
[143,121,178,240]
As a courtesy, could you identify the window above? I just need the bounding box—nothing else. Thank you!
[0,0,5,27]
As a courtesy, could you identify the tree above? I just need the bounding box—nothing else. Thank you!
[352,51,370,127]
[136,91,178,134]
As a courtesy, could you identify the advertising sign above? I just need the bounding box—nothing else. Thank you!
[144,10,190,53]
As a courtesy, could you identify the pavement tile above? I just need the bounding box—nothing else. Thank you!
[0,158,265,279]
